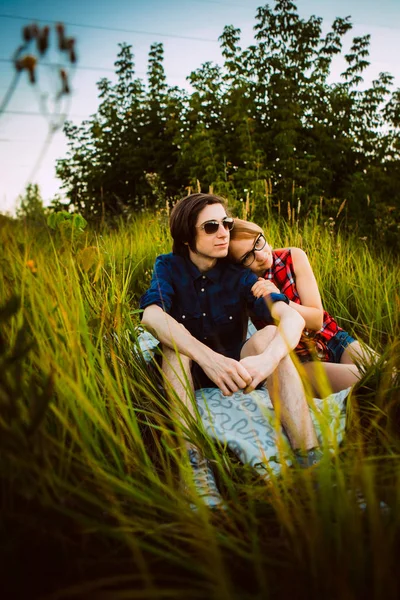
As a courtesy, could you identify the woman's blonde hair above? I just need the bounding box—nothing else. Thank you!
[228,219,265,262]
[230,218,264,241]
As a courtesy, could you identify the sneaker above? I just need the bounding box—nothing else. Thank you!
[290,447,332,495]
[186,448,224,509]
[292,447,323,469]
[352,489,391,515]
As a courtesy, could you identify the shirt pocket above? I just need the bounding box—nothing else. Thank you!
[175,307,202,333]
[213,301,244,327]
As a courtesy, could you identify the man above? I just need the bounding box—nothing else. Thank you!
[140,193,320,507]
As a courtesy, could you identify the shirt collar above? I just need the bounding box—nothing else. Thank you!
[184,255,223,283]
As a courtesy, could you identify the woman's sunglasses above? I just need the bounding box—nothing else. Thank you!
[197,217,235,235]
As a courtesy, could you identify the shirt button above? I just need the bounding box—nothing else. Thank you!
[204,336,207,340]
[182,315,185,319]
[201,288,205,292]
[202,275,206,279]
[229,316,233,320]
[203,313,206,316]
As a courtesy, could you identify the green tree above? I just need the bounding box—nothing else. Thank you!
[56,1,400,247]
[57,43,185,219]
[57,43,147,219]
[16,184,46,224]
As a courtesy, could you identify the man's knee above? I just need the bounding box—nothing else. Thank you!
[255,324,277,341]
[241,324,277,357]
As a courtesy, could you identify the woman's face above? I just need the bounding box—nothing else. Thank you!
[229,234,273,275]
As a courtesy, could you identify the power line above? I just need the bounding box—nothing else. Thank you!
[0,138,44,143]
[0,57,187,79]
[192,0,251,6]
[24,127,58,189]
[0,57,117,74]
[0,13,219,43]
[2,109,89,119]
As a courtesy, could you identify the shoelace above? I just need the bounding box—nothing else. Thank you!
[293,447,323,469]
[187,449,222,501]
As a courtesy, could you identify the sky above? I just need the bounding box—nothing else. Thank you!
[1,0,400,215]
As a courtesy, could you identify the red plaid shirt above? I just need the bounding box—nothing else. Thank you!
[253,249,342,362]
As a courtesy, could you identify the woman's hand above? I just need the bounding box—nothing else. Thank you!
[251,277,280,298]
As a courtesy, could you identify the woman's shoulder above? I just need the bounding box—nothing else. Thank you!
[274,247,308,261]
[273,246,306,253]
[272,248,312,278]
[289,248,310,267]
[272,247,292,262]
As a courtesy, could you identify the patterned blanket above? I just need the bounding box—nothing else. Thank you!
[137,330,350,475]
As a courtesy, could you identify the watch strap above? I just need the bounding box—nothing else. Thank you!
[269,292,290,305]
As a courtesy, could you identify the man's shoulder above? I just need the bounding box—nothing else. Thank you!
[218,260,258,285]
[155,252,174,262]
[219,260,241,273]
[154,252,185,268]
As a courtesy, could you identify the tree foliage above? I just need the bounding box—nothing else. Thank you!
[16,184,46,224]
[57,1,400,247]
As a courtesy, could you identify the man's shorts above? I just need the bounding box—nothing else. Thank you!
[191,363,216,390]
[136,330,246,391]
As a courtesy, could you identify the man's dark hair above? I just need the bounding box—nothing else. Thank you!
[170,193,228,257]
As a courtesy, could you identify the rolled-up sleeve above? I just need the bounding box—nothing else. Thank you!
[139,255,175,314]
[241,269,273,324]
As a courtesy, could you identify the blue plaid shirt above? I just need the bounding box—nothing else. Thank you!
[139,253,273,360]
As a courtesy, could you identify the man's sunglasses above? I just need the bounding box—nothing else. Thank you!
[197,217,234,235]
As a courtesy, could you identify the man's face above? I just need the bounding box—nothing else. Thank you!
[193,203,230,260]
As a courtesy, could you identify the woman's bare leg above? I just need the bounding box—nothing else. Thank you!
[340,340,378,365]
[302,361,361,397]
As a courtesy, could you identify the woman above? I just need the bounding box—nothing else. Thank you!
[228,218,375,396]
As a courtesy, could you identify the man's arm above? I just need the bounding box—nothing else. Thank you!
[242,265,305,363]
[142,304,210,364]
[269,300,305,360]
[142,304,252,396]
[240,301,305,392]
[250,247,323,330]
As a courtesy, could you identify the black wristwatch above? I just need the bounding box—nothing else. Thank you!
[269,292,290,305]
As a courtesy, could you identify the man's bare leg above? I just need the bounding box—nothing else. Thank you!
[160,345,223,508]
[161,345,196,425]
[267,354,318,450]
[241,326,318,450]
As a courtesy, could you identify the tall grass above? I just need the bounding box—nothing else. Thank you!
[0,213,399,599]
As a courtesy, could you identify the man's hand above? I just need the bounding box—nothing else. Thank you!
[251,278,280,298]
[143,305,254,397]
[200,352,253,396]
[239,353,281,393]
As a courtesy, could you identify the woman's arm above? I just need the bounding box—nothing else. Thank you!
[287,248,323,330]
[251,248,324,331]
